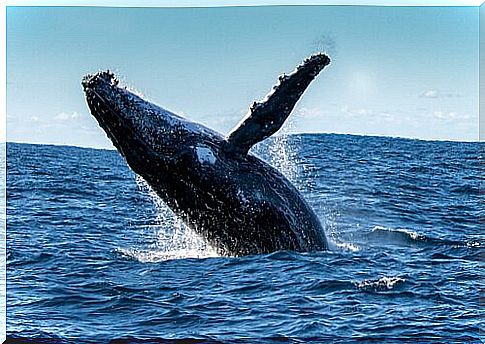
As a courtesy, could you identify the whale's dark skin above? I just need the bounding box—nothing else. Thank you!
[82,54,330,256]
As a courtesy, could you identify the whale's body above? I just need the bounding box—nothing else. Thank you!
[83,54,330,256]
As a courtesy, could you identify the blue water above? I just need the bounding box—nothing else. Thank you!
[6,134,484,343]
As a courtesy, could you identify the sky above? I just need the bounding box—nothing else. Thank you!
[6,5,480,149]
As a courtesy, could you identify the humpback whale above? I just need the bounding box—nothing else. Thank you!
[82,53,330,256]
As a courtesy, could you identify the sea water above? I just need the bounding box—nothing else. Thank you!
[6,134,483,342]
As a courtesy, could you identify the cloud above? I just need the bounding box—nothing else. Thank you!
[54,111,82,122]
[340,105,395,121]
[296,105,396,122]
[420,90,463,99]
[432,111,470,121]
[296,107,326,119]
[47,111,99,134]
[421,90,439,98]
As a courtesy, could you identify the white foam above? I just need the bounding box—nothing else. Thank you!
[334,241,360,252]
[371,225,423,241]
[117,247,218,263]
[355,276,405,290]
[326,234,361,252]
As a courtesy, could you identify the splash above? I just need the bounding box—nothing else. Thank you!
[256,120,335,249]
[265,119,302,185]
[267,134,301,185]
[116,246,218,263]
[129,176,219,262]
[328,239,360,253]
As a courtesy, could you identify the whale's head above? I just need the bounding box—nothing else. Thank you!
[82,71,221,179]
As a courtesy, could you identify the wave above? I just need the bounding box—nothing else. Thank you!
[15,334,476,344]
[354,276,406,292]
[6,251,56,267]
[362,226,473,248]
[304,276,406,295]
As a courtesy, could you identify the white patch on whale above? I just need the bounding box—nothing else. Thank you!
[195,145,216,165]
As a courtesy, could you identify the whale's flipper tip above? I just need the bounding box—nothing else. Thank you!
[225,53,330,155]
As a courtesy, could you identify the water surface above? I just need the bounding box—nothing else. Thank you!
[6,134,483,342]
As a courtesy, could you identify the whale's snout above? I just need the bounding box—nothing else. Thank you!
[82,70,123,125]
[82,70,127,145]
[82,70,119,91]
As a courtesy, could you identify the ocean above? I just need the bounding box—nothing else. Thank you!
[6,134,483,343]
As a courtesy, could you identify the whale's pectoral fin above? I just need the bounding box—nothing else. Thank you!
[225,53,330,155]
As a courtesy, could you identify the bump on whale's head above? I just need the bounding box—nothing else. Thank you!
[82,71,190,176]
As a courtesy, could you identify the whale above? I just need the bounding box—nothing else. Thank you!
[82,53,330,256]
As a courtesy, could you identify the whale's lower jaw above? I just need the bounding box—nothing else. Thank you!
[83,88,150,176]
[84,89,127,150]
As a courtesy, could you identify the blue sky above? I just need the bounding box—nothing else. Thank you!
[6,5,479,148]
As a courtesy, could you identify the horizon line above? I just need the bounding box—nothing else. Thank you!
[5,132,482,152]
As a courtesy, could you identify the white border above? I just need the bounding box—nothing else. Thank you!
[1,3,6,342]
[481,3,484,141]
[1,5,5,145]
[4,0,485,6]
[1,1,483,341]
